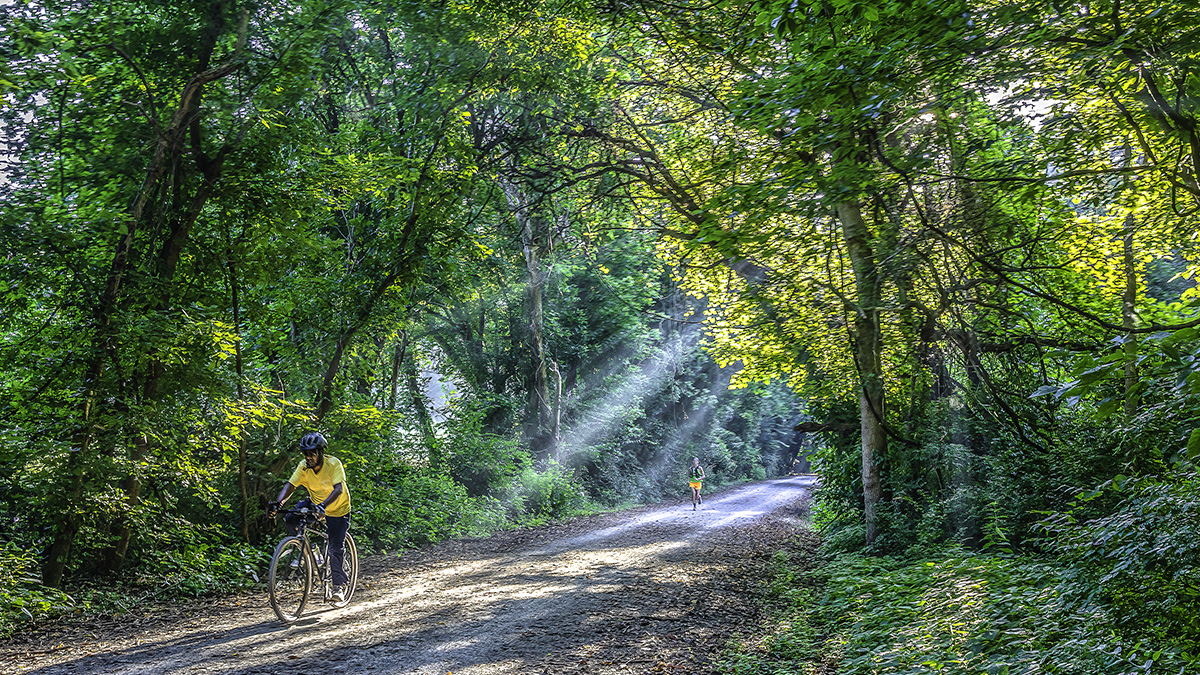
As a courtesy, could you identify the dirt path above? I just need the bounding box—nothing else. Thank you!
[10,475,817,675]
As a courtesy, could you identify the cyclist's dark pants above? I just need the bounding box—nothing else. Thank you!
[285,499,351,588]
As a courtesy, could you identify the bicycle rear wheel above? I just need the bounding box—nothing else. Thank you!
[327,532,359,608]
[268,536,311,623]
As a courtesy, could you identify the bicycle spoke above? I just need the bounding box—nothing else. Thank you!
[328,532,358,608]
[345,533,359,603]
[268,537,310,623]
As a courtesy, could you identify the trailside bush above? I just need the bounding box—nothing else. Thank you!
[1045,471,1200,653]
[353,462,481,548]
[0,543,72,638]
[126,514,268,596]
[500,462,587,524]
[731,549,1200,675]
[435,406,531,499]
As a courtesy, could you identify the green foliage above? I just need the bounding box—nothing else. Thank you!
[0,544,72,638]
[7,3,1200,669]
[1043,472,1200,650]
[499,462,588,525]
[732,547,1200,675]
[125,518,268,597]
[352,462,480,549]
[436,400,532,498]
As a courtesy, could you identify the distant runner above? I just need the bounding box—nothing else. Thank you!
[689,457,705,510]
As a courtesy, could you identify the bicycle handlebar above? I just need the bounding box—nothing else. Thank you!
[270,506,325,524]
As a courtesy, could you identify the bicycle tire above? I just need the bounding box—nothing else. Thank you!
[327,532,359,608]
[268,536,311,623]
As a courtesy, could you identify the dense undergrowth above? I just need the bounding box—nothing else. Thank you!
[0,404,765,638]
[2,331,801,638]
[727,473,1200,675]
[0,460,609,639]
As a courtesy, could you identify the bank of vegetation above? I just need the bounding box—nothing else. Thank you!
[1,0,1198,667]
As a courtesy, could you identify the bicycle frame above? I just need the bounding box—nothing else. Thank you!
[267,507,359,623]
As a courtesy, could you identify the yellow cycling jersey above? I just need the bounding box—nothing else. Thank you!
[288,455,352,517]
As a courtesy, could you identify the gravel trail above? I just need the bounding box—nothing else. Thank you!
[10,475,817,675]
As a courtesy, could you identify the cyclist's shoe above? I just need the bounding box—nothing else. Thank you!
[330,585,345,603]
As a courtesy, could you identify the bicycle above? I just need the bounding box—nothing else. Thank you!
[267,507,359,623]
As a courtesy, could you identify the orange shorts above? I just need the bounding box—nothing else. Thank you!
[689,481,702,489]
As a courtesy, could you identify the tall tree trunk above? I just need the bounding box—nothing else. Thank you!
[390,331,408,410]
[41,439,87,587]
[837,200,884,545]
[551,360,563,444]
[405,356,437,456]
[1122,214,1139,418]
[316,334,353,421]
[501,181,556,461]
[315,259,411,420]
[101,435,148,572]
[91,1,249,577]
[44,100,168,586]
[227,240,251,542]
[523,216,553,458]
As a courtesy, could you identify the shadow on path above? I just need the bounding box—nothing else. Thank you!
[13,475,818,675]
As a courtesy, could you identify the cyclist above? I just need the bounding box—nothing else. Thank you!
[689,457,705,510]
[267,432,352,602]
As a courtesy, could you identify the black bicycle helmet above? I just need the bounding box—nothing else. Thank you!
[298,432,328,453]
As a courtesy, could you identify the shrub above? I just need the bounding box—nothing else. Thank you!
[731,548,1200,675]
[1044,471,1200,652]
[500,463,587,524]
[353,462,480,548]
[127,515,268,596]
[0,543,72,637]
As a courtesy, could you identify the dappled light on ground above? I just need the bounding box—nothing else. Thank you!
[10,476,815,675]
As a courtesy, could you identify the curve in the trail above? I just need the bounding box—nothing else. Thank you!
[529,474,819,555]
[15,474,818,675]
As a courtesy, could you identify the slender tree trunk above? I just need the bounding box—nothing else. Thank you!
[227,242,251,542]
[315,259,409,419]
[316,334,353,420]
[1122,214,1139,418]
[41,447,86,587]
[236,401,250,543]
[390,331,408,410]
[837,200,884,544]
[523,219,553,456]
[551,360,562,444]
[501,181,555,461]
[102,436,148,571]
[405,357,436,453]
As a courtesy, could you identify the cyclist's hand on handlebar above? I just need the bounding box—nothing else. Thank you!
[266,501,282,518]
[314,503,326,519]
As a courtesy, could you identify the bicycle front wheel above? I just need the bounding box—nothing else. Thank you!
[268,536,311,623]
[327,532,359,608]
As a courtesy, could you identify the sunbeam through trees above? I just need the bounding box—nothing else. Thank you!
[2,0,1200,670]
